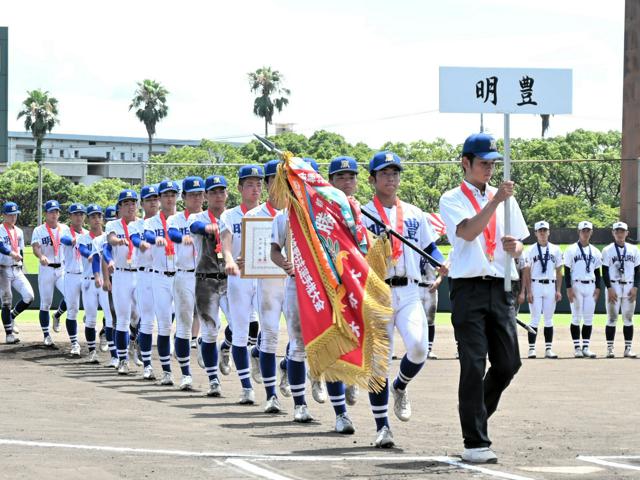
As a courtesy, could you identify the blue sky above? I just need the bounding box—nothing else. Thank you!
[3,0,624,147]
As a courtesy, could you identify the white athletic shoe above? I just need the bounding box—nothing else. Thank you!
[105,357,119,369]
[582,346,597,358]
[70,343,81,357]
[143,365,156,380]
[264,395,282,414]
[206,378,222,397]
[196,339,205,369]
[129,340,143,367]
[250,354,263,384]
[117,360,130,375]
[52,314,61,333]
[544,349,558,359]
[427,350,438,360]
[374,426,395,448]
[461,447,498,464]
[391,384,412,422]
[191,337,198,349]
[345,384,359,406]
[179,375,193,391]
[574,347,584,358]
[159,371,174,386]
[309,375,327,404]
[278,365,291,397]
[624,346,637,358]
[5,333,19,344]
[527,348,536,359]
[239,388,255,405]
[219,347,231,375]
[43,335,54,347]
[335,413,355,434]
[606,347,615,358]
[293,404,314,423]
[87,350,99,364]
[11,321,19,334]
[99,332,108,352]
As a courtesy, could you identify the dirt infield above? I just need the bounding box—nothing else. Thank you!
[1,324,639,480]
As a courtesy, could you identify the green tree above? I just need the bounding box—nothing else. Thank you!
[73,178,131,209]
[248,67,290,136]
[17,89,59,163]
[527,195,590,228]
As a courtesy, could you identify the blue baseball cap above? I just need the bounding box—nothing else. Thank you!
[2,202,20,215]
[369,151,403,173]
[68,203,86,214]
[117,189,138,204]
[302,157,319,173]
[239,165,265,180]
[329,156,358,175]
[182,176,205,193]
[462,133,502,160]
[44,200,61,212]
[141,184,160,199]
[264,159,281,177]
[158,180,180,194]
[86,204,103,216]
[105,205,117,221]
[206,175,228,190]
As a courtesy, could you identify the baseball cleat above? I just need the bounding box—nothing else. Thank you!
[374,426,395,448]
[87,350,99,364]
[335,413,355,434]
[117,360,130,375]
[527,348,536,359]
[179,375,193,391]
[143,365,156,380]
[427,350,438,360]
[293,404,314,423]
[159,371,174,386]
[582,346,597,358]
[606,347,615,358]
[624,347,637,358]
[391,384,412,422]
[70,343,81,357]
[5,333,19,345]
[309,374,327,404]
[219,347,231,375]
[43,335,55,347]
[191,337,198,349]
[196,338,205,369]
[99,332,108,352]
[10,321,19,334]
[250,354,263,384]
[238,388,255,405]
[345,384,359,406]
[206,378,222,397]
[129,340,143,367]
[544,349,558,359]
[52,313,61,333]
[574,347,584,358]
[264,395,282,414]
[105,357,119,368]
[278,365,291,397]
[461,447,498,464]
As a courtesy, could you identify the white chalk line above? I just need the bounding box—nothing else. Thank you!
[578,455,640,472]
[226,459,297,480]
[0,438,537,480]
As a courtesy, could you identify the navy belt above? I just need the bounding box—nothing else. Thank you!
[533,279,555,284]
[47,263,62,268]
[152,269,176,277]
[196,272,227,280]
[116,267,137,272]
[385,277,419,287]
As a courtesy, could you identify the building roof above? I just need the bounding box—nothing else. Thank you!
[8,131,201,146]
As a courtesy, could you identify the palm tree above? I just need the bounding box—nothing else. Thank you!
[129,79,169,167]
[248,67,290,136]
[17,89,59,163]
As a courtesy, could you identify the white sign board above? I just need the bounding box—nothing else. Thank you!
[439,67,572,114]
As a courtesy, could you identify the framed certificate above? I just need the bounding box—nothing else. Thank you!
[241,217,286,278]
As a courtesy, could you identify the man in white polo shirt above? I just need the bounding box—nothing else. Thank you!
[439,132,529,464]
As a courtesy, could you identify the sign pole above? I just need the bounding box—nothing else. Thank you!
[503,113,512,292]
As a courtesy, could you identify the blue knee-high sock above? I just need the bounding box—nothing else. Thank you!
[175,337,191,376]
[55,299,67,316]
[232,345,252,389]
[393,355,424,391]
[248,321,259,347]
[260,351,277,398]
[157,335,172,372]
[327,381,347,416]
[138,331,152,368]
[201,341,219,382]
[115,329,129,361]
[11,299,31,318]
[251,331,261,358]
[369,378,390,431]
[85,326,96,352]
[105,326,117,358]
[66,318,78,345]
[221,325,232,350]
[280,342,290,370]
[288,359,306,406]
[129,323,138,342]
[39,310,50,338]
[2,306,12,334]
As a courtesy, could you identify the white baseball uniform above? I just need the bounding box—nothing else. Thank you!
[78,231,112,330]
[0,224,34,308]
[564,242,602,326]
[524,242,563,328]
[61,226,88,322]
[602,242,640,326]
[133,217,155,337]
[31,223,66,310]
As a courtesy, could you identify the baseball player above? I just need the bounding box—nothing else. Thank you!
[362,151,446,448]
[143,180,180,385]
[189,174,229,397]
[133,185,160,379]
[564,221,602,358]
[221,164,264,405]
[106,189,141,374]
[602,221,639,358]
[59,203,88,356]
[521,221,562,359]
[31,200,66,347]
[0,202,34,344]
[98,205,119,367]
[419,254,440,360]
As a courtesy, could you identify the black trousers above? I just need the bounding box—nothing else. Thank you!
[450,277,522,448]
